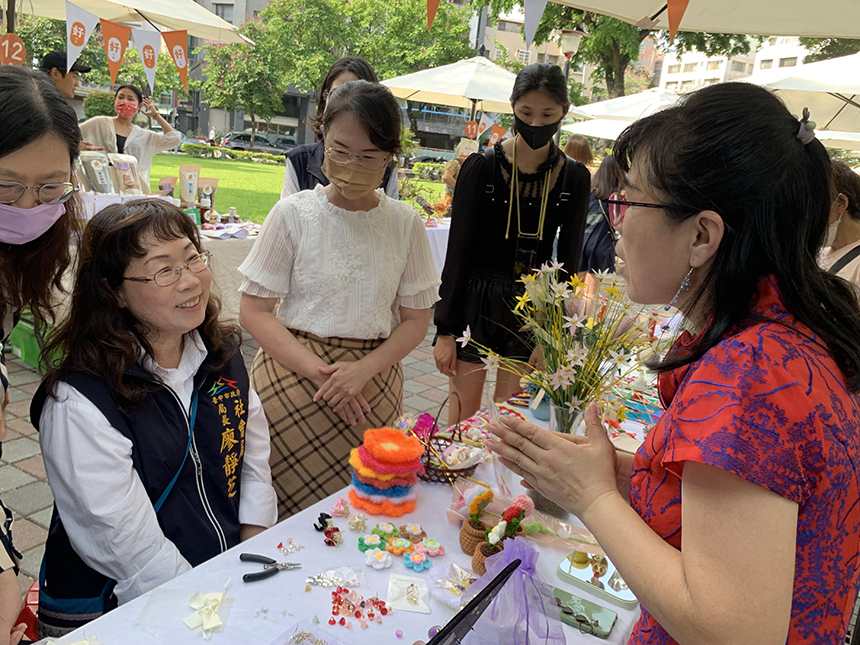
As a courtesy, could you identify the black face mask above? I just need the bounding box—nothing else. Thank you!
[514,115,562,150]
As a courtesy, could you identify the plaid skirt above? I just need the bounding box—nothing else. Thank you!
[251,330,403,520]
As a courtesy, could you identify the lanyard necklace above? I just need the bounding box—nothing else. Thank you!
[504,135,552,240]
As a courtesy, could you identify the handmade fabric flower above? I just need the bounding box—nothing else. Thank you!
[365,549,393,570]
[323,527,343,547]
[386,537,415,555]
[362,427,425,464]
[487,521,507,546]
[510,494,535,516]
[415,538,445,557]
[348,513,368,532]
[403,551,432,572]
[332,497,350,518]
[468,489,494,524]
[372,523,399,541]
[358,534,384,552]
[399,523,426,543]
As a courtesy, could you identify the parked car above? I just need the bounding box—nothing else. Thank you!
[221,131,286,156]
[408,155,445,168]
[271,135,297,151]
[171,133,198,152]
[194,136,216,146]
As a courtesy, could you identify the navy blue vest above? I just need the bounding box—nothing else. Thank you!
[30,349,249,607]
[287,140,394,192]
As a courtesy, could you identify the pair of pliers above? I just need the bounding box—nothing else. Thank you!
[240,553,301,582]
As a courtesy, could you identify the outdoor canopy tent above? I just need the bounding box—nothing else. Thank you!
[575,88,680,121]
[548,0,860,39]
[10,0,248,44]
[382,56,591,118]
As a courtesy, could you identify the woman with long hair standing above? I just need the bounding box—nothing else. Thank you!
[433,63,591,423]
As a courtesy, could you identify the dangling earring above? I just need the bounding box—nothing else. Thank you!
[665,268,694,312]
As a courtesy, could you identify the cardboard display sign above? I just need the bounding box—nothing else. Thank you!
[0,34,26,65]
[465,120,478,139]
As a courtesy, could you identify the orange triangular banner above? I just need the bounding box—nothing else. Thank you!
[667,0,690,39]
[100,19,131,85]
[162,30,189,91]
[427,0,441,29]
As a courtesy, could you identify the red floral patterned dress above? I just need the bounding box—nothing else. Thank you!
[629,276,860,644]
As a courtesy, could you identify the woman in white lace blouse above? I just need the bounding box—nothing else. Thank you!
[238,81,440,518]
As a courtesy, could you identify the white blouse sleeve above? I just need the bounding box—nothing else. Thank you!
[238,388,277,527]
[237,200,295,297]
[151,129,182,153]
[397,214,441,310]
[281,161,301,200]
[39,383,192,605]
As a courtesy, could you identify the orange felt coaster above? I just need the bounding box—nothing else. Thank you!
[349,449,401,482]
[362,427,426,464]
[349,488,417,517]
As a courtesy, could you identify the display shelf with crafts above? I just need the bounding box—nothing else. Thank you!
[50,428,644,645]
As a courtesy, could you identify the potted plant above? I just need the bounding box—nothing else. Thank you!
[472,521,506,576]
[459,487,493,555]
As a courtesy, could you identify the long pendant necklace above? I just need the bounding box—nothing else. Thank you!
[504,136,552,241]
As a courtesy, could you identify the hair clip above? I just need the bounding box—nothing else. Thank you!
[347,513,368,532]
[797,107,817,145]
[323,527,343,547]
[313,513,334,532]
[332,497,351,518]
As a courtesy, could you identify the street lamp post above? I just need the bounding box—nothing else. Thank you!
[556,29,587,145]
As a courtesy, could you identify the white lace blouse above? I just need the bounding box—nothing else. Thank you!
[238,186,440,340]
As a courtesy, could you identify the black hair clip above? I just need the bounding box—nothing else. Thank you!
[313,512,333,532]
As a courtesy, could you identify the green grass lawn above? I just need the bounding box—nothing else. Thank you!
[149,153,447,223]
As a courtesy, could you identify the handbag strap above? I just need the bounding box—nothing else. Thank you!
[829,244,860,275]
[153,391,199,514]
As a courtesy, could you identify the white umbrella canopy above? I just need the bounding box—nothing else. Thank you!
[815,129,860,151]
[16,0,248,44]
[576,87,680,121]
[562,117,631,139]
[382,56,591,117]
[549,0,860,39]
[748,53,860,132]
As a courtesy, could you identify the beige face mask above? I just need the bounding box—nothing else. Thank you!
[322,155,387,201]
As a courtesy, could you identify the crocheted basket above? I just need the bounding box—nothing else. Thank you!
[417,393,479,484]
[472,541,503,577]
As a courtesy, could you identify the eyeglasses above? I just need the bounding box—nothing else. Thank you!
[324,146,390,169]
[605,192,669,227]
[122,251,212,287]
[0,181,77,205]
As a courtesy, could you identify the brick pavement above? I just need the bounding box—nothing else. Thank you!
[2,325,450,594]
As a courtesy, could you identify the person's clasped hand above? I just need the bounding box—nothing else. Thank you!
[314,361,373,427]
[486,405,622,520]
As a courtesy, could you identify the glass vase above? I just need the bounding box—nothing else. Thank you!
[527,404,585,520]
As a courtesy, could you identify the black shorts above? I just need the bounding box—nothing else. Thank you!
[434,268,532,364]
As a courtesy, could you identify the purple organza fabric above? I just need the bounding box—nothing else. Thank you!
[461,537,566,645]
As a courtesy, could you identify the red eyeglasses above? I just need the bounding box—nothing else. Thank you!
[605,192,669,227]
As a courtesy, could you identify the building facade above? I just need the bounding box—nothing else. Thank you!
[659,45,756,93]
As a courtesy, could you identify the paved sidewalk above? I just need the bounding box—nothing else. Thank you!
[2,325,449,595]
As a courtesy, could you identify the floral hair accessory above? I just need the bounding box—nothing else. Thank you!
[332,497,351,518]
[362,427,425,463]
[510,494,535,516]
[399,523,427,543]
[386,537,415,555]
[323,527,343,547]
[313,513,334,532]
[365,549,394,570]
[468,489,494,524]
[348,513,368,532]
[403,551,432,572]
[486,521,507,546]
[415,538,445,557]
[372,523,399,541]
[358,534,384,552]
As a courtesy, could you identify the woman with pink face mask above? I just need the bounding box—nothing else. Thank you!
[79,84,180,188]
[0,65,82,645]
[239,81,440,519]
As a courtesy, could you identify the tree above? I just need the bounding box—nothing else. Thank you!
[482,1,753,98]
[798,38,860,63]
[82,90,116,118]
[195,19,284,145]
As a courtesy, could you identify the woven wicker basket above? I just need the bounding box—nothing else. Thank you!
[417,393,479,484]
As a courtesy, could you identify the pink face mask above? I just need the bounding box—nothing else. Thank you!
[0,202,66,245]
[115,100,138,118]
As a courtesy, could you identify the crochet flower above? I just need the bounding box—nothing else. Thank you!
[458,485,482,511]
[487,521,507,546]
[385,537,415,555]
[372,523,399,541]
[501,506,526,538]
[415,538,445,557]
[511,494,535,516]
[468,490,494,524]
[365,549,393,570]
[362,427,425,463]
[358,534,384,552]
[399,523,426,543]
[403,551,432,572]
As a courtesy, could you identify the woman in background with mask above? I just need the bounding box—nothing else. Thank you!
[79,84,180,188]
[433,63,590,423]
[239,81,439,518]
[0,65,82,645]
[820,161,860,286]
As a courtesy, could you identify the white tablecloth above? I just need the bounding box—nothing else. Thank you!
[425,223,450,281]
[51,469,639,645]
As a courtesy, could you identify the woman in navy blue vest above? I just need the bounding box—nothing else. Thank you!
[32,200,277,638]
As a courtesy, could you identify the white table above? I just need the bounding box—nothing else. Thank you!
[51,468,639,645]
[425,222,450,280]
